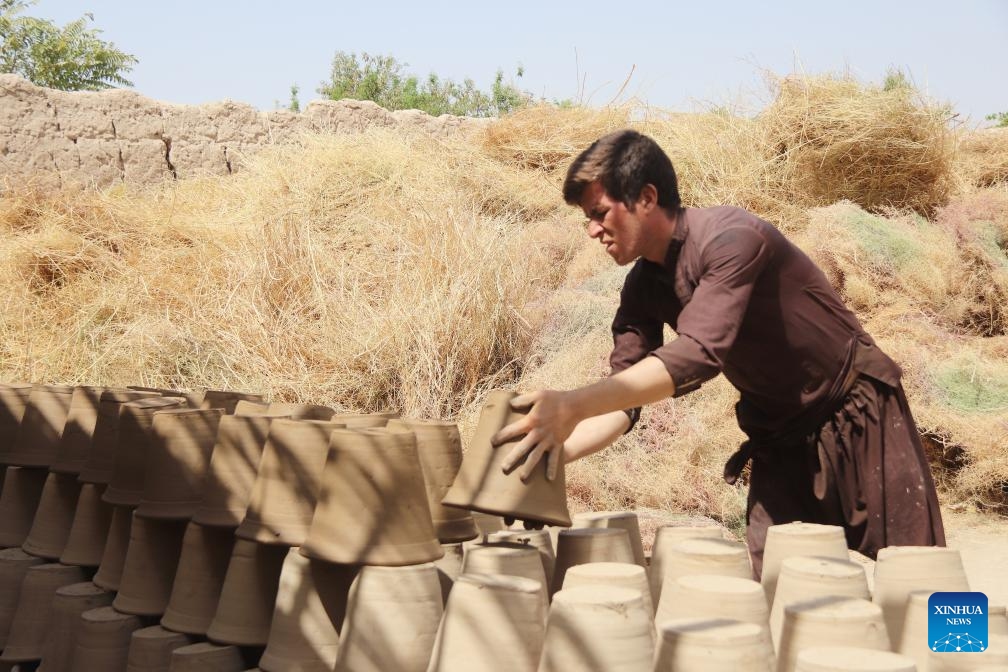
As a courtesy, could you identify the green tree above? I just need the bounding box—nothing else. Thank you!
[0,0,137,90]
[986,112,1008,128]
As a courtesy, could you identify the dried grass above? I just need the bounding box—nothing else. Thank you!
[955,127,1008,190]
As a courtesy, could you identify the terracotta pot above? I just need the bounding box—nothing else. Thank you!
[442,390,571,528]
[769,556,870,650]
[0,466,48,547]
[432,543,465,604]
[334,564,443,672]
[235,419,341,546]
[552,527,635,594]
[928,633,1008,670]
[50,385,110,474]
[78,390,160,485]
[259,549,353,672]
[572,511,646,567]
[68,606,144,672]
[113,514,188,616]
[488,529,556,594]
[22,472,82,559]
[161,523,237,635]
[656,575,769,636]
[206,540,287,646]
[192,414,288,528]
[872,546,970,651]
[92,504,135,591]
[539,585,654,672]
[200,391,266,415]
[762,523,849,604]
[0,562,88,662]
[563,562,654,615]
[778,597,891,672]
[37,581,115,672]
[654,617,776,672]
[462,543,549,609]
[649,523,724,603]
[795,646,916,672]
[2,384,74,468]
[300,427,442,565]
[126,626,194,672]
[266,403,335,420]
[168,642,247,672]
[654,537,752,597]
[104,397,190,507]
[60,483,114,566]
[0,384,32,465]
[0,548,45,649]
[135,408,224,520]
[428,573,546,672]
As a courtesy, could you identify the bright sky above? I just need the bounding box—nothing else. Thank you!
[29,0,1008,126]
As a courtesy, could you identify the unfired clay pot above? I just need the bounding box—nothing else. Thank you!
[0,562,88,663]
[37,581,115,672]
[656,574,769,635]
[654,617,776,672]
[127,386,203,408]
[69,606,145,672]
[168,641,247,672]
[161,522,237,635]
[538,585,655,672]
[0,466,48,547]
[649,524,724,603]
[471,511,506,535]
[442,390,572,528]
[552,527,635,594]
[777,597,891,672]
[328,411,398,428]
[0,384,32,464]
[126,625,194,672]
[0,548,45,649]
[992,604,1008,636]
[78,390,160,484]
[655,537,752,595]
[199,390,265,414]
[761,522,849,604]
[206,540,287,646]
[795,646,916,672]
[461,543,549,609]
[266,403,335,420]
[50,385,109,474]
[60,482,114,566]
[334,564,443,672]
[3,384,74,468]
[113,514,188,616]
[488,529,556,594]
[432,543,465,603]
[928,633,1008,670]
[572,511,646,568]
[22,472,82,559]
[232,400,270,416]
[563,562,654,615]
[896,590,932,671]
[300,427,442,565]
[92,504,135,590]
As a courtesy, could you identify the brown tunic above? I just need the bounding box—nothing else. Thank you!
[609,206,945,576]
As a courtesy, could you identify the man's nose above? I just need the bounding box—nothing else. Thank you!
[587,220,604,238]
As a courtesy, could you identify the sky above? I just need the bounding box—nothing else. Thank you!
[25,0,1008,126]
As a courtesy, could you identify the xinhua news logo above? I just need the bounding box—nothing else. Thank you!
[928,592,989,653]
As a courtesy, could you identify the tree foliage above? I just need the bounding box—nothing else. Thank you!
[0,0,137,90]
[318,51,531,117]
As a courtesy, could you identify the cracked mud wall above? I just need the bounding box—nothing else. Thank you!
[0,74,483,191]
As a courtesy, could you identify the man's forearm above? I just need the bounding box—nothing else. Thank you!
[568,355,675,422]
[563,411,631,463]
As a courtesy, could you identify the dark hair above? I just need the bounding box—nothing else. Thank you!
[562,129,681,213]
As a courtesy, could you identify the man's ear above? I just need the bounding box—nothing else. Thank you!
[636,183,658,212]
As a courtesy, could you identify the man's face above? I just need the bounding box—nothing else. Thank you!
[578,181,646,266]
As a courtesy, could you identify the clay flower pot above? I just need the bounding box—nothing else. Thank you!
[300,427,442,566]
[78,390,160,485]
[471,511,506,535]
[563,562,654,615]
[265,403,335,420]
[656,575,769,635]
[0,466,48,547]
[113,514,189,616]
[199,390,265,414]
[38,581,115,672]
[461,543,550,609]
[235,419,341,546]
[328,411,398,428]
[136,408,224,520]
[128,386,203,408]
[0,562,88,663]
[0,384,33,464]
[795,646,916,672]
[3,384,74,468]
[22,472,82,559]
[386,418,479,543]
[232,400,270,416]
[68,606,145,672]
[50,385,111,474]
[334,564,443,672]
[126,626,194,672]
[654,617,775,672]
[104,397,190,507]
[895,590,931,671]
[539,585,655,672]
[206,540,288,646]
[168,642,247,672]
[769,556,870,649]
[778,597,891,672]
[0,548,45,649]
[60,483,114,566]
[488,529,556,594]
[649,523,724,603]
[572,511,646,567]
[92,504,135,591]
[432,543,465,603]
[761,522,849,604]
[654,537,752,596]
[161,523,237,636]
[442,390,572,528]
[552,527,635,594]
[991,604,1008,636]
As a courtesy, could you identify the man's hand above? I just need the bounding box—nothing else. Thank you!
[492,389,579,482]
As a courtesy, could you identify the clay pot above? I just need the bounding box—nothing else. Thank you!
[300,427,442,565]
[37,582,115,672]
[462,543,550,609]
[266,403,335,420]
[563,562,654,615]
[656,575,769,635]
[22,472,82,559]
[762,523,849,604]
[0,548,45,649]
[539,585,655,672]
[104,397,190,507]
[235,419,341,546]
[992,604,1008,636]
[200,391,266,414]
[777,597,891,672]
[649,523,724,603]
[232,400,270,416]
[654,537,752,596]
[0,384,32,464]
[135,408,224,520]
[334,564,443,672]
[896,590,931,671]
[488,529,556,594]
[50,385,110,474]
[329,411,398,428]
[769,556,870,649]
[795,647,916,672]
[113,514,188,616]
[0,562,88,663]
[79,390,160,485]
[192,414,287,527]
[432,543,465,603]
[168,642,247,672]
[206,540,288,646]
[3,384,74,468]
[873,546,970,651]
[161,523,237,635]
[654,617,776,672]
[259,549,353,672]
[126,626,194,672]
[60,483,114,566]
[928,633,1008,670]
[68,606,144,672]
[385,418,479,543]
[572,511,646,567]
[552,527,635,594]
[471,511,506,535]
[442,390,572,528]
[0,466,48,547]
[128,386,204,408]
[92,504,135,591]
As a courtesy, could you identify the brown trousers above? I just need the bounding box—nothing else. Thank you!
[745,376,946,579]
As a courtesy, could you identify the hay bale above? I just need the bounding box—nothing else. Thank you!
[955,127,1008,189]
[763,74,956,215]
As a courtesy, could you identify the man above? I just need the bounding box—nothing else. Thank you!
[492,129,945,576]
